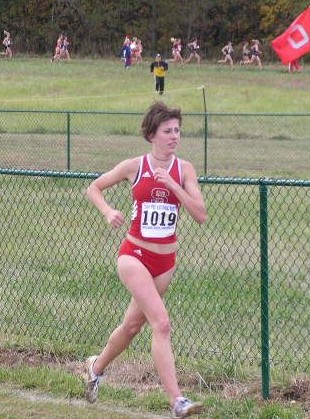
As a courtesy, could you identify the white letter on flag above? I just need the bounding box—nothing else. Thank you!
[288,24,309,49]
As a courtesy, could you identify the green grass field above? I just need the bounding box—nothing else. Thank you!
[0,56,310,113]
[1,56,309,179]
[0,57,309,418]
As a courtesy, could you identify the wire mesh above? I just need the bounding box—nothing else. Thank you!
[0,171,309,380]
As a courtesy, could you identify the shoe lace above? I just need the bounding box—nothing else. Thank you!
[88,375,101,389]
[88,359,104,383]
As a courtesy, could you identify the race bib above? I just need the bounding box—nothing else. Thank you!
[141,202,178,238]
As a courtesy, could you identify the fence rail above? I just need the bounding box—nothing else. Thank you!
[1,168,309,399]
[1,109,310,178]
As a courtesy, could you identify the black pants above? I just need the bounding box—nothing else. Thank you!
[155,76,165,94]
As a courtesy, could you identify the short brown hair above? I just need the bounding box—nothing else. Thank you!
[141,101,182,142]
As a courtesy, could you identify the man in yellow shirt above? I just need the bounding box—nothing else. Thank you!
[150,53,168,95]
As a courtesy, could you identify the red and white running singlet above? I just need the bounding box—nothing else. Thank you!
[128,154,183,244]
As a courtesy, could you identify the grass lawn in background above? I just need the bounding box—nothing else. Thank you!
[0,56,310,113]
[0,56,309,418]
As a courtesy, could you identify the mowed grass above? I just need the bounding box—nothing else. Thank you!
[0,56,309,418]
[0,56,309,179]
[0,55,310,112]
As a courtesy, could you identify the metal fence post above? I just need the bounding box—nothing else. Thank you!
[259,179,270,399]
[66,112,71,171]
[202,86,208,175]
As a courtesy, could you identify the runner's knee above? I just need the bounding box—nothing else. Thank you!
[122,319,144,339]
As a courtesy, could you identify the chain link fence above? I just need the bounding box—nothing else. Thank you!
[0,109,309,397]
[0,169,309,398]
[0,110,309,178]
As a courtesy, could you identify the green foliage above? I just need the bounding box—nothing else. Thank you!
[259,0,308,40]
[1,0,308,58]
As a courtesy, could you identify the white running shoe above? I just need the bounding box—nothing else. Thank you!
[172,397,204,418]
[84,355,104,403]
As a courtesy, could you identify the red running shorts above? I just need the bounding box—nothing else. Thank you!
[118,238,176,277]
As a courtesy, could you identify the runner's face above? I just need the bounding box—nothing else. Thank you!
[151,119,180,153]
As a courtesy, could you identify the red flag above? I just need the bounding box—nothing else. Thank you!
[271,7,310,64]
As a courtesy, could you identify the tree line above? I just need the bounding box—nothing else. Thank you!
[1,0,308,61]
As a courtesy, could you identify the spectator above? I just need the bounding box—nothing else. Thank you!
[150,53,168,95]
